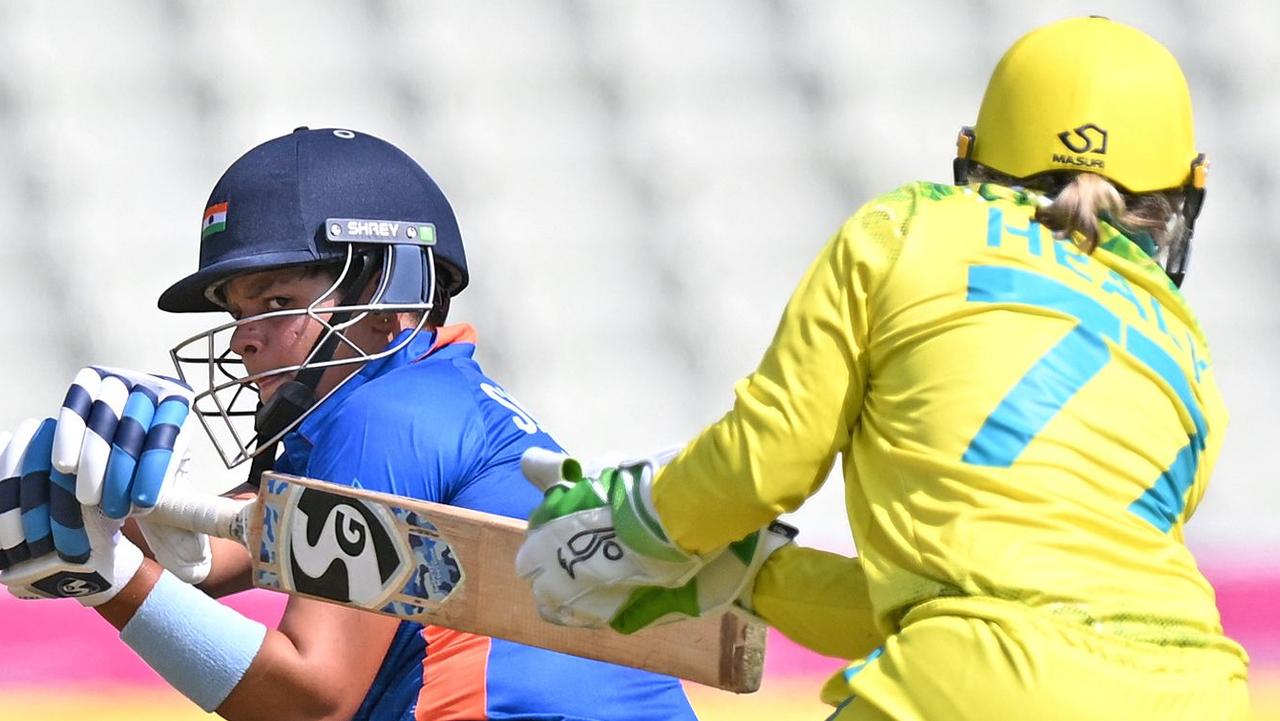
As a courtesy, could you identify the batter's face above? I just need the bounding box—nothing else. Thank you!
[222,267,391,403]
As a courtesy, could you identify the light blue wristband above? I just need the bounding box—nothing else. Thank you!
[120,570,268,712]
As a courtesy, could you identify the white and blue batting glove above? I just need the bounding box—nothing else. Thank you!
[0,418,144,606]
[0,419,41,569]
[515,448,709,628]
[52,367,211,584]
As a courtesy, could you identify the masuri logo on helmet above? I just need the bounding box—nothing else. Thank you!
[1056,123,1108,157]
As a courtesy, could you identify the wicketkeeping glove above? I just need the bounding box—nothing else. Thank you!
[0,418,143,606]
[52,367,211,584]
[515,448,708,628]
[607,520,796,634]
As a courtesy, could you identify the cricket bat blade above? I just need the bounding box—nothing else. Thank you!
[148,471,765,693]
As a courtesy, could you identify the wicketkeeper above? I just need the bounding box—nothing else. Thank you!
[516,18,1251,721]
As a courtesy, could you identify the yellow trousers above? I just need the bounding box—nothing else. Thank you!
[822,598,1251,721]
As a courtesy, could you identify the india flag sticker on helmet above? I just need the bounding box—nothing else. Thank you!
[202,202,228,238]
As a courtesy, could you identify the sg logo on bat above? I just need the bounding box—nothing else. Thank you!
[265,479,463,614]
[286,486,405,605]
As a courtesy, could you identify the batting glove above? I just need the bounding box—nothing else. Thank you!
[0,418,143,606]
[52,367,211,584]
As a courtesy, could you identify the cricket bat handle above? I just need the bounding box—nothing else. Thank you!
[149,491,255,545]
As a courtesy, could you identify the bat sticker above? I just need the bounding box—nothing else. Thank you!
[281,485,407,606]
[260,479,464,613]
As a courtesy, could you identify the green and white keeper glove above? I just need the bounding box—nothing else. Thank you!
[607,519,795,634]
[515,448,704,627]
[515,448,796,632]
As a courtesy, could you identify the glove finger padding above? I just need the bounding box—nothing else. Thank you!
[609,521,797,635]
[1,496,144,607]
[100,383,156,518]
[50,366,209,584]
[53,367,104,497]
[52,366,194,515]
[0,419,44,565]
[130,393,194,514]
[74,374,131,508]
[18,419,60,560]
[520,447,577,491]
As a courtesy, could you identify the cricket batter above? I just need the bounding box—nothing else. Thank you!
[515,18,1251,720]
[0,128,696,720]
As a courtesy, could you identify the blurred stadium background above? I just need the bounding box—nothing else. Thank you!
[0,1,1275,719]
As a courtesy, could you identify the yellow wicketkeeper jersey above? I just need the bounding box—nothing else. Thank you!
[654,181,1241,654]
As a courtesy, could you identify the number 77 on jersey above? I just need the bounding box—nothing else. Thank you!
[150,471,766,693]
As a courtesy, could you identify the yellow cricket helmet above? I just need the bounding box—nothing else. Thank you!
[956,16,1206,195]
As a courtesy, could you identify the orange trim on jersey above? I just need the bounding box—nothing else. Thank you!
[429,323,479,352]
[416,626,490,721]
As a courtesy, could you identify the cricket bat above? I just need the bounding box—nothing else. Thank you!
[150,470,765,693]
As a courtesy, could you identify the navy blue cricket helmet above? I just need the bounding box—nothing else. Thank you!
[158,127,468,313]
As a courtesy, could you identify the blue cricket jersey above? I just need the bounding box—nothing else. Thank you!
[276,325,696,721]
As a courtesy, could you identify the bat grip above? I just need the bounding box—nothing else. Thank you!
[149,491,253,544]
